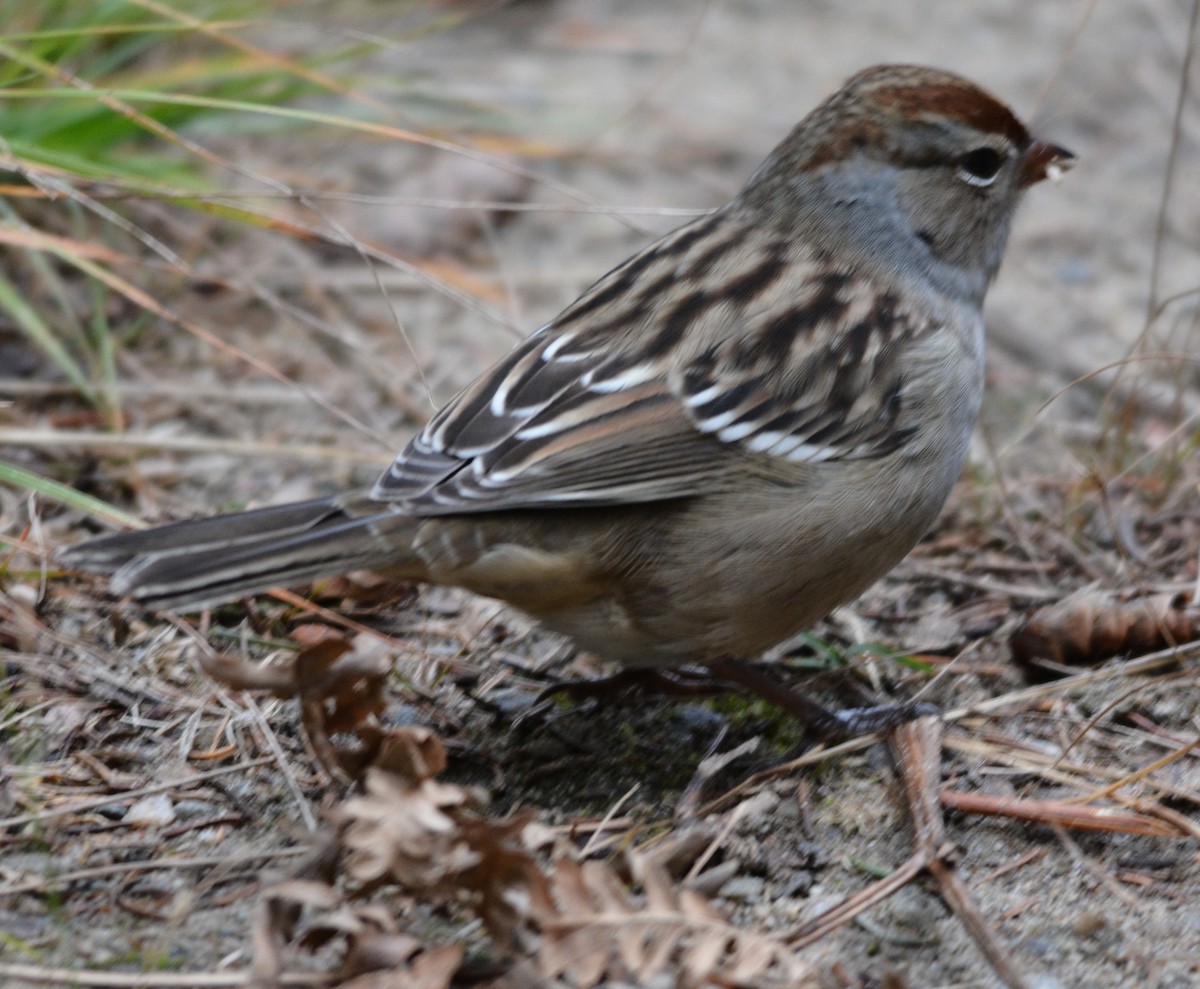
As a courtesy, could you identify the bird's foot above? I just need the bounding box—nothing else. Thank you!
[705,658,936,741]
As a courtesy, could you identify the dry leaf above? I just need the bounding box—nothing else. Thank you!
[311,573,418,609]
[332,727,550,945]
[337,765,480,888]
[252,727,812,988]
[196,634,391,777]
[534,852,816,989]
[1011,587,1198,675]
[339,943,463,989]
[256,874,462,988]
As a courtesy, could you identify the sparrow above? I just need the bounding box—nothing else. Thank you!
[62,65,1074,737]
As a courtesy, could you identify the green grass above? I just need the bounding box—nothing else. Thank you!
[0,1,380,424]
[0,4,304,176]
[0,4,551,527]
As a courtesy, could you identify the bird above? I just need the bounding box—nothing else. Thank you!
[62,65,1074,738]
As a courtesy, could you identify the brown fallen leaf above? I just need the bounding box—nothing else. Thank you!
[197,633,391,778]
[249,723,816,987]
[257,875,462,989]
[535,851,816,989]
[333,727,551,944]
[1011,587,1198,676]
[309,572,418,609]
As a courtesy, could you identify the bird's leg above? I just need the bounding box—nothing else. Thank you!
[511,666,735,730]
[524,661,934,741]
[534,665,734,704]
[705,658,938,740]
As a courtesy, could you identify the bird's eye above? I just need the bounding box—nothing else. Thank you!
[957,146,1005,187]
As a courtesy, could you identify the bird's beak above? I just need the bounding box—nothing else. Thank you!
[1019,140,1076,188]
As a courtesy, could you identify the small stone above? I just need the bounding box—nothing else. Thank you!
[125,793,176,827]
[94,803,127,821]
[174,799,217,820]
[718,875,765,903]
[7,583,38,607]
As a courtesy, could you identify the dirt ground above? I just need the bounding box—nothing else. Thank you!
[3,1,1200,987]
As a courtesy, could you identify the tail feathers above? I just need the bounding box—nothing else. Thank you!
[60,498,347,573]
[62,497,422,612]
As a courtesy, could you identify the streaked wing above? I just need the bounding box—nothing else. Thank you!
[678,281,933,462]
[371,211,934,515]
[373,328,732,513]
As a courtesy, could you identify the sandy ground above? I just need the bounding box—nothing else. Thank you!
[4,1,1200,987]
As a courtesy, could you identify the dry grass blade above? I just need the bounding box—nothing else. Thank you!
[127,0,382,110]
[944,727,1200,812]
[0,849,306,898]
[943,639,1200,723]
[788,854,927,949]
[2,427,391,466]
[0,757,273,832]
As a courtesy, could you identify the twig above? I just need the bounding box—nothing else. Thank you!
[0,849,307,897]
[891,717,1034,989]
[788,851,927,948]
[0,964,330,987]
[939,791,1181,837]
[0,427,390,465]
[1050,823,1138,906]
[0,758,273,831]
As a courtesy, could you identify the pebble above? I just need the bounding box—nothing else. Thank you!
[718,875,765,903]
[125,793,176,827]
[174,799,218,820]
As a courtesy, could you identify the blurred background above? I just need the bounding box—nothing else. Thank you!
[2,0,1195,518]
[1,3,1198,984]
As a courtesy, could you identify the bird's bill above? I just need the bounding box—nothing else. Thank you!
[1019,139,1076,188]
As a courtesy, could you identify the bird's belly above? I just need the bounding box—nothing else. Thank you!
[427,440,969,670]
[573,456,963,668]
